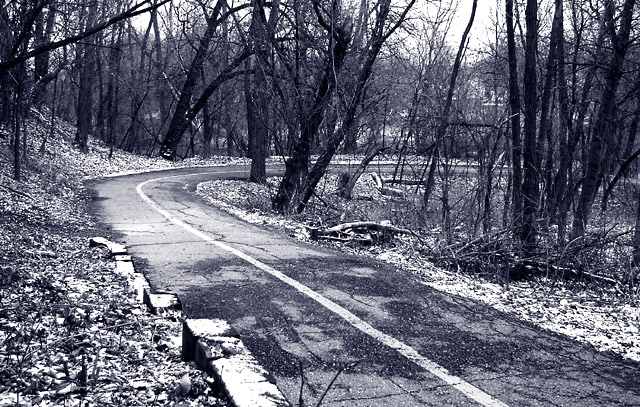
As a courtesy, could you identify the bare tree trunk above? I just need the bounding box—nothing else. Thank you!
[219,4,235,158]
[247,0,279,183]
[549,0,572,242]
[537,0,563,211]
[341,0,370,154]
[505,0,523,237]
[0,6,11,126]
[160,2,249,159]
[151,3,168,140]
[225,112,237,156]
[126,12,153,154]
[571,0,636,238]
[624,92,640,161]
[32,3,56,106]
[520,0,539,252]
[441,139,452,242]
[202,98,213,158]
[338,146,387,199]
[95,36,106,143]
[295,0,417,214]
[423,145,439,208]
[555,39,599,240]
[482,130,502,235]
[247,56,269,181]
[39,74,57,154]
[13,68,24,181]
[105,23,123,157]
[632,188,640,266]
[0,73,11,126]
[159,1,224,159]
[75,3,98,152]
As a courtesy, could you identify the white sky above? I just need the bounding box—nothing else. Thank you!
[132,0,499,50]
[448,0,498,49]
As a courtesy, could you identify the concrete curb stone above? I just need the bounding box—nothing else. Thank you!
[182,318,238,361]
[92,237,290,407]
[89,237,127,255]
[142,289,182,315]
[184,319,290,407]
[132,272,150,303]
[93,237,182,314]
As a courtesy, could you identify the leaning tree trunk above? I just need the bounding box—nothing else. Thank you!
[125,14,153,154]
[271,18,353,213]
[295,0,417,214]
[159,6,248,160]
[423,0,477,213]
[338,146,387,199]
[554,19,603,241]
[159,1,223,159]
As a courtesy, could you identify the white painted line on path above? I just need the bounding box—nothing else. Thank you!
[136,172,509,407]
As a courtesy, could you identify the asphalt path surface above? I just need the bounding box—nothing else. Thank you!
[87,166,640,406]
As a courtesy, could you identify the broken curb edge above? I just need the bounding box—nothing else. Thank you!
[89,237,291,407]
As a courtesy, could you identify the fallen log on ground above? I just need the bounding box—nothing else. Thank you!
[308,221,414,245]
[369,173,407,199]
[383,179,424,186]
[321,221,413,235]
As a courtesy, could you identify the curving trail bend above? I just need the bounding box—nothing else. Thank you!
[88,166,640,407]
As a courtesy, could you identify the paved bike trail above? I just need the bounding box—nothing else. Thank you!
[87,166,640,406]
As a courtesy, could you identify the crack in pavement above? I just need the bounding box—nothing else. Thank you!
[128,240,209,248]
[388,376,441,404]
[223,241,288,261]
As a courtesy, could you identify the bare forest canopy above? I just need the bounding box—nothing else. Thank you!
[4,0,640,272]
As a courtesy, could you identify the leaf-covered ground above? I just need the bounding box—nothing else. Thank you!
[195,177,640,363]
[0,112,239,406]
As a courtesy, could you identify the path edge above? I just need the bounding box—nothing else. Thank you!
[90,237,291,407]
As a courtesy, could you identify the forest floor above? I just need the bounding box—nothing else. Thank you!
[1,110,639,406]
[0,111,244,407]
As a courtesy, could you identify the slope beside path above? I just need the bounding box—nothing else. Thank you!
[0,117,244,406]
